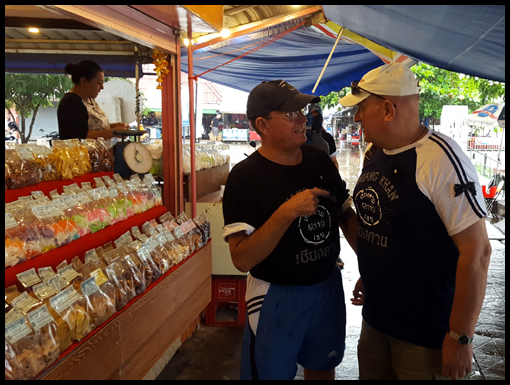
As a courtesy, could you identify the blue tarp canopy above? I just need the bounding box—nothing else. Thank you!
[182,5,504,96]
[181,24,384,96]
[317,5,505,83]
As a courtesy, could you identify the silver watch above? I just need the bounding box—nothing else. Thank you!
[448,330,474,345]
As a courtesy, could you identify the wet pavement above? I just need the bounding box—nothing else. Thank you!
[156,142,505,380]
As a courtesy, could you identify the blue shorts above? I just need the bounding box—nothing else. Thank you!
[240,265,346,380]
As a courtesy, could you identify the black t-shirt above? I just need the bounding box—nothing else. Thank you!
[321,130,337,156]
[222,145,351,285]
[57,93,89,139]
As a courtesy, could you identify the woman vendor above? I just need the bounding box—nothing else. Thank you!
[58,60,129,140]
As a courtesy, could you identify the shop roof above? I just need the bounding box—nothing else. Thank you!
[181,5,504,96]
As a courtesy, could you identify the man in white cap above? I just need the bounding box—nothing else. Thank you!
[341,63,492,380]
[222,80,357,380]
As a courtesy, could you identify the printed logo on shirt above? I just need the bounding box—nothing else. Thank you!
[299,204,331,245]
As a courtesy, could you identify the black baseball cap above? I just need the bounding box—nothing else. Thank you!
[246,80,321,120]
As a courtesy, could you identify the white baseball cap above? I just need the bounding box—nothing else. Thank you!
[340,62,421,107]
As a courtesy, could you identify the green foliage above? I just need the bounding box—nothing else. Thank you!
[5,73,73,142]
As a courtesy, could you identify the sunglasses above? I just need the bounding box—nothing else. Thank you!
[351,81,396,108]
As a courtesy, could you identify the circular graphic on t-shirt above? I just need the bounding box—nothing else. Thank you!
[299,205,331,245]
[355,187,382,226]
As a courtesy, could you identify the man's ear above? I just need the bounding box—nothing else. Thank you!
[255,117,270,135]
[383,101,396,122]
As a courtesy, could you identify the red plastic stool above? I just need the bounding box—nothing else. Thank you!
[206,276,246,327]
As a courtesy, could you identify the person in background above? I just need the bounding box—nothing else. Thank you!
[210,113,221,142]
[58,60,129,140]
[222,79,357,380]
[341,62,492,380]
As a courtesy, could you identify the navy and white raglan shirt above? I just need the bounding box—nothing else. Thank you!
[354,129,486,349]
[222,144,352,286]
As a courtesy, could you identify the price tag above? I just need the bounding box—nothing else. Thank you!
[81,276,100,297]
[90,268,109,287]
[27,304,55,331]
[17,268,42,288]
[5,316,32,344]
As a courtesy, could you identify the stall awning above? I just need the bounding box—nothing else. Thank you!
[181,23,384,96]
[5,53,140,78]
[321,5,505,82]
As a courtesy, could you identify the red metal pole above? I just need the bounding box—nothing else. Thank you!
[187,26,197,218]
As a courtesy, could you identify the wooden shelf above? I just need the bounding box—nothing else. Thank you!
[39,242,212,380]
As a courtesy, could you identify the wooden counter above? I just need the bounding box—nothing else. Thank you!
[39,242,212,380]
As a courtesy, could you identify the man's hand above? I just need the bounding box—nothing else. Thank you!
[441,332,473,380]
[351,277,364,306]
[283,188,330,218]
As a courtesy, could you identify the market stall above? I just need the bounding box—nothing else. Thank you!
[5,4,221,380]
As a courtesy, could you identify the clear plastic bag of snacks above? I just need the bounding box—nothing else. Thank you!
[49,285,91,342]
[96,137,115,171]
[59,193,91,238]
[27,144,59,182]
[78,259,117,330]
[104,252,136,311]
[27,304,61,368]
[123,241,152,291]
[175,212,203,254]
[45,199,80,247]
[81,138,102,173]
[5,212,28,268]
[193,212,211,248]
[67,139,92,177]
[136,244,161,283]
[51,141,75,180]
[5,147,40,190]
[86,187,113,233]
[5,309,47,379]
[5,339,30,380]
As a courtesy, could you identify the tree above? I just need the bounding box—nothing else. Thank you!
[316,62,505,131]
[5,74,73,143]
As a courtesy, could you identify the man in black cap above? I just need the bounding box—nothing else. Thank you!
[222,80,357,380]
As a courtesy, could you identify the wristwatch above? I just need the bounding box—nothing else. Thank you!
[448,330,474,345]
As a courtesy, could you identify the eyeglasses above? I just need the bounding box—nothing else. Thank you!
[266,107,308,122]
[351,81,396,108]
